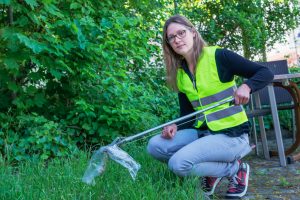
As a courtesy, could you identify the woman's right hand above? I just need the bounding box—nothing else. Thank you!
[161,124,177,139]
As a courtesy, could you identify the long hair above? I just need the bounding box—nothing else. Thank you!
[162,15,207,91]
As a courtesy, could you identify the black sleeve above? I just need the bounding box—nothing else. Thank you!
[215,49,274,93]
[176,92,195,130]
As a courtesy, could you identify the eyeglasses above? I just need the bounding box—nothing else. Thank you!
[167,30,187,44]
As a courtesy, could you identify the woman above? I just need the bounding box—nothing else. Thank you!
[147,15,274,198]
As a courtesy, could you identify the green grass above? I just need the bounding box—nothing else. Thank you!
[0,144,205,200]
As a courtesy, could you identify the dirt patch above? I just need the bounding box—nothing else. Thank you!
[210,136,300,200]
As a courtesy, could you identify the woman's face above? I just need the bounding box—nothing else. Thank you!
[166,23,195,57]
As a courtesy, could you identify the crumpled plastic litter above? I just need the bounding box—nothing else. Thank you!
[82,144,141,185]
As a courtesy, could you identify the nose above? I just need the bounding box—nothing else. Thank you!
[173,36,180,43]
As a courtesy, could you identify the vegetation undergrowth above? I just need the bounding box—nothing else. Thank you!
[0,144,204,200]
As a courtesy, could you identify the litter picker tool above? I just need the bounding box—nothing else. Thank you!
[82,97,235,185]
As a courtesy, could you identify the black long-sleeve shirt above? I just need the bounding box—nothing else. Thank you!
[177,48,274,136]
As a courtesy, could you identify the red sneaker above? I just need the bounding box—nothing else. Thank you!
[201,176,222,196]
[226,162,250,198]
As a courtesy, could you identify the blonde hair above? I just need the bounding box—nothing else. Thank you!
[162,15,206,91]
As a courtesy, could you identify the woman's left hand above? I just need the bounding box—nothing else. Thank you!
[234,84,251,105]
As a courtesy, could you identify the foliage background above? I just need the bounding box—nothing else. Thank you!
[0,0,299,162]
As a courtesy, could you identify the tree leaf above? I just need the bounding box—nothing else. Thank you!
[44,4,64,18]
[1,0,11,5]
[100,18,113,29]
[7,81,18,92]
[50,68,62,80]
[16,34,48,54]
[24,0,38,9]
[1,27,15,40]
[4,58,18,70]
[70,2,81,9]
[34,93,46,107]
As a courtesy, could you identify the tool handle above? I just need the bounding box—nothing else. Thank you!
[116,97,235,145]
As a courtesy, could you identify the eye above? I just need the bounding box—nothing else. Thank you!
[167,35,175,41]
[178,30,185,37]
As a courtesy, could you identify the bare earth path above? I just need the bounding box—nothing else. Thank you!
[211,136,300,200]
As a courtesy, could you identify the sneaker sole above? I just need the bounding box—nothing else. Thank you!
[225,163,250,198]
[204,177,222,196]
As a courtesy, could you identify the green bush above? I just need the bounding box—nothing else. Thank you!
[0,1,179,162]
[0,112,78,162]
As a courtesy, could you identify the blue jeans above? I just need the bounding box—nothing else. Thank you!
[147,129,252,177]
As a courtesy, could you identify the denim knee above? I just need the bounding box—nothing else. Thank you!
[147,136,167,162]
[147,137,158,158]
[168,155,192,177]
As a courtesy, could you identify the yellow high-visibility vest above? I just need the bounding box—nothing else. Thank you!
[177,46,248,131]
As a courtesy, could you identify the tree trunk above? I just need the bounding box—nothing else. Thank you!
[262,42,267,62]
[241,28,251,59]
[8,5,17,101]
[8,6,13,25]
[174,0,178,14]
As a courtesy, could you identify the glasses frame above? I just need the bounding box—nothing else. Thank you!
[166,29,187,44]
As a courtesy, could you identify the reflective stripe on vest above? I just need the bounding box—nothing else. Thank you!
[206,105,243,122]
[190,86,237,108]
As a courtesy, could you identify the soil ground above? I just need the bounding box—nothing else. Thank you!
[209,131,300,200]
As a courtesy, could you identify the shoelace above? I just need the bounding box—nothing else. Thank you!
[202,177,208,187]
[228,175,240,189]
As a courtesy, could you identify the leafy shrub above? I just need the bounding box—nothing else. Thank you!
[0,1,179,162]
[0,112,78,162]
